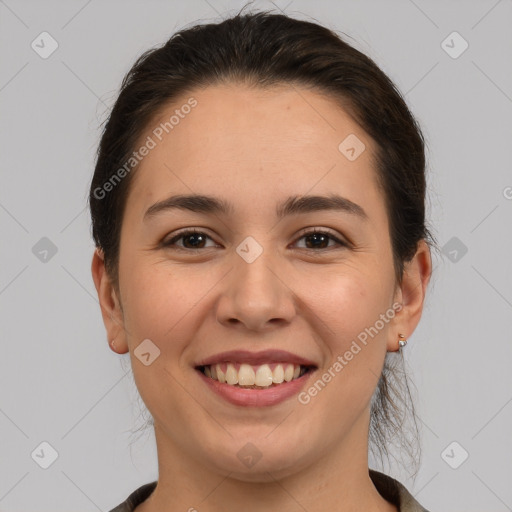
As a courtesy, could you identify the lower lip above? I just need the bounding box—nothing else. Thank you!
[196,368,316,407]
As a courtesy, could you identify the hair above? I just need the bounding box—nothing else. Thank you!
[89,5,437,479]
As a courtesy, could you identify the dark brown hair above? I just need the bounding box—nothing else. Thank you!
[89,6,436,477]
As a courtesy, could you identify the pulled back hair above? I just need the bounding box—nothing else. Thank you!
[89,6,436,478]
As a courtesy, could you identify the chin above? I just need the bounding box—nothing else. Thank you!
[203,439,313,482]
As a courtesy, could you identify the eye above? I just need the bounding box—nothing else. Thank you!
[162,228,347,252]
[293,228,347,250]
[162,229,218,250]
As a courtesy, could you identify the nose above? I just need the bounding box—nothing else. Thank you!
[215,248,296,332]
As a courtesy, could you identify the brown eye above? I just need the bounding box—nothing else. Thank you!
[294,229,347,250]
[162,228,347,252]
[163,230,217,250]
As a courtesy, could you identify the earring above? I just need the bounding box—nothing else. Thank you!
[398,333,407,350]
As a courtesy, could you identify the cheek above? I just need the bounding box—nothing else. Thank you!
[121,267,195,341]
[298,265,390,345]
[299,273,392,395]
[120,264,203,404]
[119,256,224,368]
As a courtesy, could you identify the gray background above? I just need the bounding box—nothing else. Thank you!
[1,0,511,510]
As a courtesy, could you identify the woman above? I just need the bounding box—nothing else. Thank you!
[90,8,434,512]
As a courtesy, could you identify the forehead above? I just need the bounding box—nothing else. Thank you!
[125,82,382,220]
[149,82,366,156]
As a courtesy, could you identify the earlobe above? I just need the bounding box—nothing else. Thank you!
[91,248,129,354]
[387,240,432,352]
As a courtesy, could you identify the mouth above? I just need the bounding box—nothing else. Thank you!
[193,349,319,406]
[195,362,316,389]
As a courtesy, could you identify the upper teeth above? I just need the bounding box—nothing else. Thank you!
[203,363,304,387]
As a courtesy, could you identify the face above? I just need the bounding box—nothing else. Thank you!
[93,82,428,482]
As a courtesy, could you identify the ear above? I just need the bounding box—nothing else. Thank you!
[387,239,432,352]
[91,248,129,354]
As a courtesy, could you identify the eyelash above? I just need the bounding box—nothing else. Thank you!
[162,228,348,252]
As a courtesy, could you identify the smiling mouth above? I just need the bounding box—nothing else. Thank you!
[196,362,316,389]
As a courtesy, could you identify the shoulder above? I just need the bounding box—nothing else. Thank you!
[108,481,157,512]
[369,469,432,512]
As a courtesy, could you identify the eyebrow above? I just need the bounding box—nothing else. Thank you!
[143,193,368,222]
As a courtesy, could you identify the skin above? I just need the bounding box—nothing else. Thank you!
[92,82,431,512]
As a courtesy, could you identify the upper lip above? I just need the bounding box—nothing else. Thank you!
[195,349,318,368]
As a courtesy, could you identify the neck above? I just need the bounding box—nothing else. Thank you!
[135,410,397,512]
